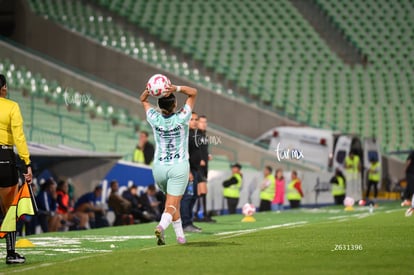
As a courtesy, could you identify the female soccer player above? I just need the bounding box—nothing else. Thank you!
[0,74,32,264]
[140,82,197,245]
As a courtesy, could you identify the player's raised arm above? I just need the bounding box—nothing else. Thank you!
[166,85,197,110]
[140,89,152,112]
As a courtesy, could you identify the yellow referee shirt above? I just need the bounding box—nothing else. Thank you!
[0,97,31,165]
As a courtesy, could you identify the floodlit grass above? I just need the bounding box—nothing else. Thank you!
[0,202,412,274]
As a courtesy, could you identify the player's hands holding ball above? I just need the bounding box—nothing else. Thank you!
[163,84,179,97]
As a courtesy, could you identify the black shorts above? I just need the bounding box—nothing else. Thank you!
[198,166,208,182]
[0,148,19,187]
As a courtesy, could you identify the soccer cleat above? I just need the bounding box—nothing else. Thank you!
[6,253,26,264]
[401,200,411,207]
[155,226,165,246]
[405,208,414,217]
[183,225,202,233]
[176,237,186,244]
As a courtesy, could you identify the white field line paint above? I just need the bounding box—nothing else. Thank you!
[335,219,350,222]
[356,213,372,219]
[214,221,308,239]
[216,223,308,240]
[328,215,349,220]
[385,209,405,214]
[1,254,98,275]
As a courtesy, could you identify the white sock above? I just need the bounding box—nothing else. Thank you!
[172,219,185,239]
[411,194,414,208]
[158,212,173,230]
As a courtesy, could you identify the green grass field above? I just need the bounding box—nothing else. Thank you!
[0,202,412,275]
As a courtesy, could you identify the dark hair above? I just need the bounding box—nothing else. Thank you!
[57,180,67,191]
[275,168,284,179]
[0,74,6,88]
[265,165,273,173]
[110,180,118,188]
[41,178,56,191]
[199,115,207,119]
[158,94,176,115]
[140,131,149,137]
[147,184,156,191]
[292,170,298,177]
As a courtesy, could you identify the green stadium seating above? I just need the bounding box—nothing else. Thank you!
[26,0,414,157]
[0,59,141,158]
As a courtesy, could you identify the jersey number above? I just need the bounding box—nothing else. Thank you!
[159,139,179,161]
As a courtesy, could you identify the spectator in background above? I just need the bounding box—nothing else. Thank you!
[222,163,243,214]
[366,157,380,202]
[74,185,109,228]
[141,184,165,222]
[180,112,202,232]
[259,166,275,212]
[345,151,361,176]
[108,180,133,226]
[344,151,361,197]
[272,168,285,212]
[122,185,156,223]
[56,180,88,230]
[35,178,62,232]
[287,171,304,209]
[403,151,414,215]
[330,168,346,205]
[133,131,155,165]
[195,115,215,222]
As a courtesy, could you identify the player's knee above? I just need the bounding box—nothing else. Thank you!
[165,204,177,215]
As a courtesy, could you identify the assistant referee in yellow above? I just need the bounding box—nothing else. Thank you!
[0,74,32,264]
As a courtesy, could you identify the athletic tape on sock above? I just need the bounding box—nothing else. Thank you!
[166,205,177,215]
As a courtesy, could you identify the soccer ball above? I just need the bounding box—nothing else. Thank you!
[146,74,171,98]
[242,203,256,216]
[358,199,366,206]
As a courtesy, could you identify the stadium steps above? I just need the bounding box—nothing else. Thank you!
[289,0,364,65]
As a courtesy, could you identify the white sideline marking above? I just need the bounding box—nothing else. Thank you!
[385,209,405,214]
[215,221,308,240]
[1,254,97,275]
[328,215,349,220]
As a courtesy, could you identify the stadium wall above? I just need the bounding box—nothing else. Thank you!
[11,0,299,139]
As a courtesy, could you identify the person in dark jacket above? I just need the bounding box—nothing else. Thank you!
[180,112,203,232]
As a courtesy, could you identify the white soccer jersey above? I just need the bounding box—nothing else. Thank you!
[146,104,192,165]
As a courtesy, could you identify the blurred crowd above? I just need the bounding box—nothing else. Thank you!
[16,178,165,236]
